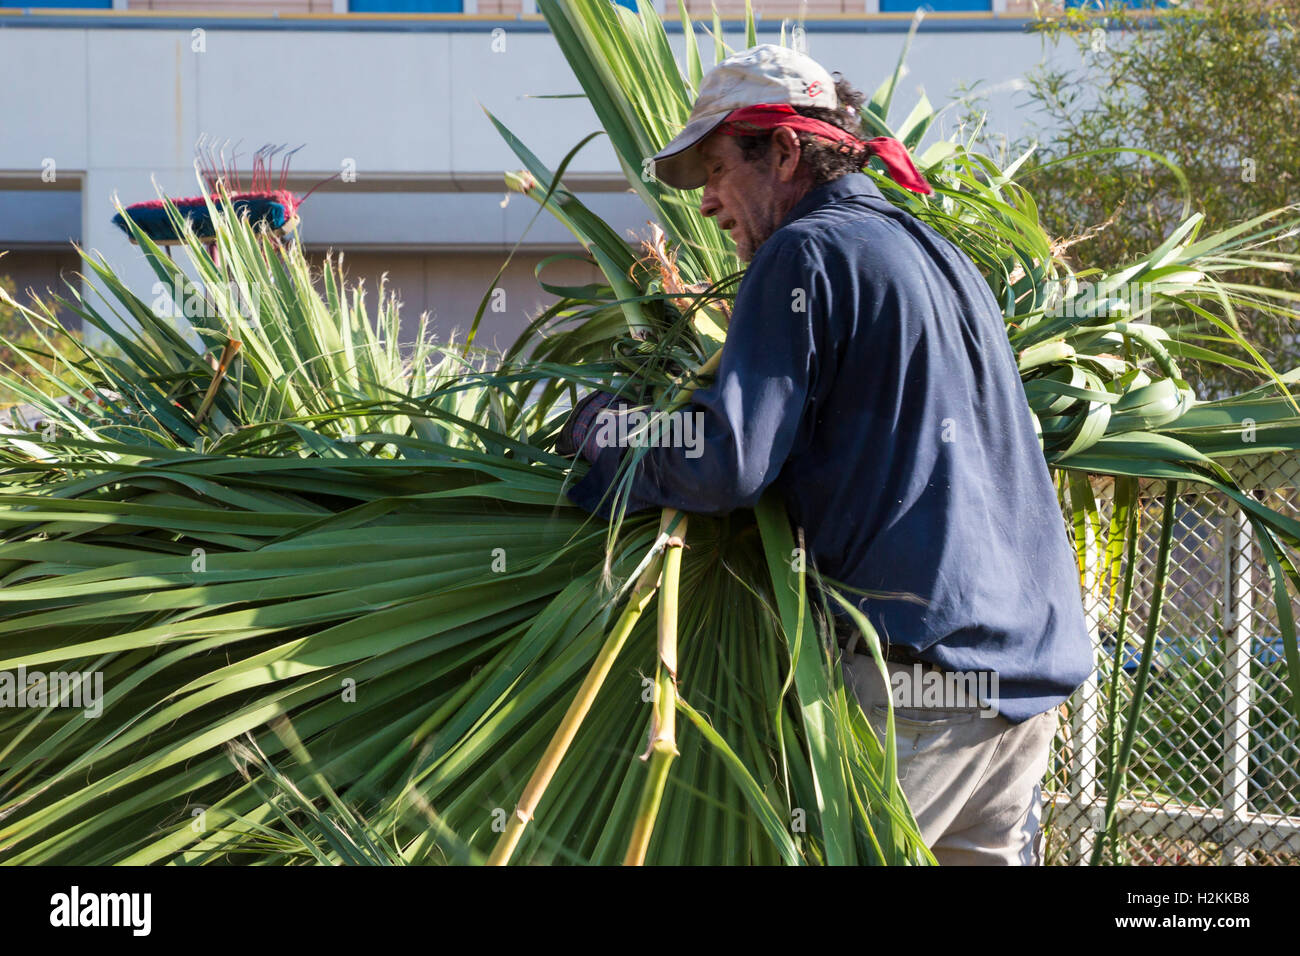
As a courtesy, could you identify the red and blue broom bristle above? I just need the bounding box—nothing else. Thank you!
[112,190,300,243]
[114,141,308,244]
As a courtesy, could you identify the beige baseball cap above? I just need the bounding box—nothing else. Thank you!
[651,43,839,190]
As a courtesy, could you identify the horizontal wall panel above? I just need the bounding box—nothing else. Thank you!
[0,190,81,246]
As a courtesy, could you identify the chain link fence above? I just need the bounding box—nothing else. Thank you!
[1043,452,1300,865]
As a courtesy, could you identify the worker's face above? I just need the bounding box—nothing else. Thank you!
[697,128,810,262]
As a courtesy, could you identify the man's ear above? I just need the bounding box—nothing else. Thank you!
[770,127,804,182]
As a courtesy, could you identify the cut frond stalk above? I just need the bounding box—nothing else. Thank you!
[624,510,686,866]
[487,510,677,866]
[1097,476,1139,866]
[194,338,242,427]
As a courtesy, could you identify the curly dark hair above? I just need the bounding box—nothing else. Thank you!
[732,74,869,187]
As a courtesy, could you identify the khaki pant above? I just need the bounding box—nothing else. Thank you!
[841,648,1056,865]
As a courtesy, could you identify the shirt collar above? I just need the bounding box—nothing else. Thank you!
[778,172,886,230]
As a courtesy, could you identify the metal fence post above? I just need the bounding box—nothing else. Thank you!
[1221,502,1254,865]
[1070,507,1103,863]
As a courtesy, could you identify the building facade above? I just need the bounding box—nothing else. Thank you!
[1,1,1091,348]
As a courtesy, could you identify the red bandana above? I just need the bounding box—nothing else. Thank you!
[718,103,933,196]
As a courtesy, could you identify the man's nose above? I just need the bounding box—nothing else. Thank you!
[699,188,720,219]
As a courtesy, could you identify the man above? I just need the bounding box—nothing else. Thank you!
[560,44,1093,865]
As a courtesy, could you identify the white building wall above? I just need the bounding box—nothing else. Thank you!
[0,15,1067,342]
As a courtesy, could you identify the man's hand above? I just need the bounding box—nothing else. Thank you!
[556,390,618,461]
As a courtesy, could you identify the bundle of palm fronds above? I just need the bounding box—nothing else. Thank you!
[0,171,919,867]
[1,0,1299,866]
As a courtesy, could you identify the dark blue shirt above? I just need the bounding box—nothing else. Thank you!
[569,172,1093,723]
